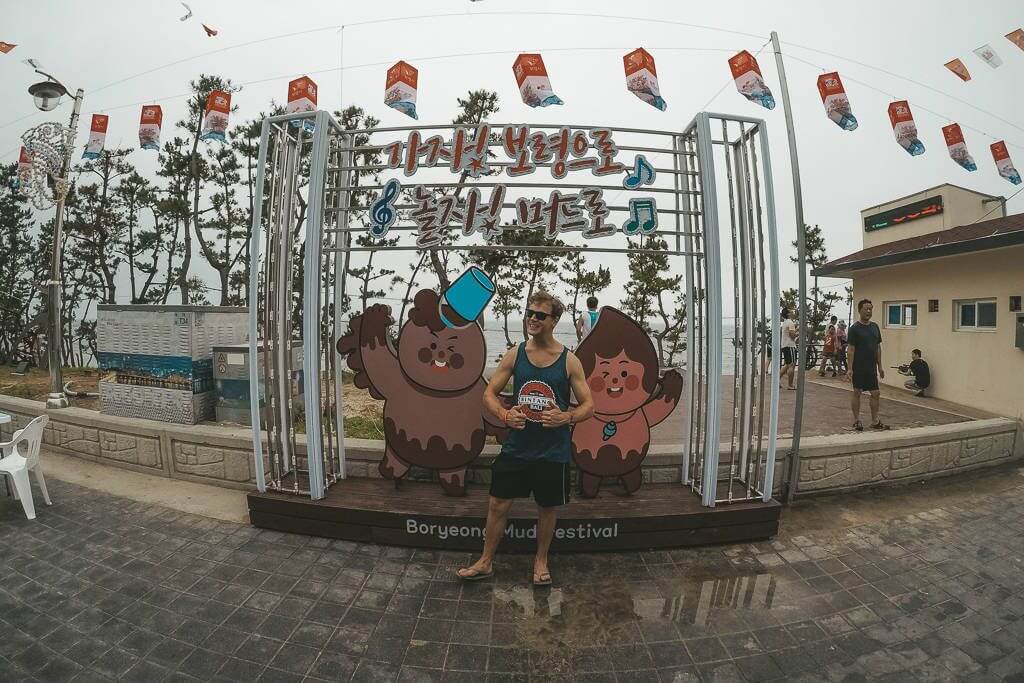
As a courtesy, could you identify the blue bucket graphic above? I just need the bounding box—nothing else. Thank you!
[439,267,496,328]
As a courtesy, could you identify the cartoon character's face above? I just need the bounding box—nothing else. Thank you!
[398,320,485,392]
[586,350,650,414]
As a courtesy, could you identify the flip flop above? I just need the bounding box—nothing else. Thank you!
[457,566,493,581]
[871,422,891,431]
[852,421,864,432]
[533,572,552,587]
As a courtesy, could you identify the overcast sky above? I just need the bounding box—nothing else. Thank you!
[3,0,1022,314]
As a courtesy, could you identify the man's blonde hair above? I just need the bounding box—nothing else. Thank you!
[528,291,564,319]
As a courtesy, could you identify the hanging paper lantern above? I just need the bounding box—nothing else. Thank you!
[941,124,976,172]
[17,147,31,173]
[287,76,318,131]
[991,141,1022,185]
[943,59,971,82]
[887,101,924,156]
[14,146,31,190]
[287,76,317,116]
[816,72,857,131]
[384,61,418,119]
[200,90,231,142]
[138,105,163,151]
[513,53,563,108]
[1007,29,1024,52]
[973,44,1003,68]
[623,48,666,111]
[728,50,774,110]
[82,114,109,159]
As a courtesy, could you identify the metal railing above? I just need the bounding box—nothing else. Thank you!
[248,110,780,506]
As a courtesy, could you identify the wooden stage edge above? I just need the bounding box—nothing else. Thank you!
[247,478,782,552]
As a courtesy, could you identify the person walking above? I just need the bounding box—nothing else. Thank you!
[818,315,838,377]
[846,299,888,430]
[458,291,594,587]
[779,307,798,390]
[575,296,600,342]
[836,320,848,375]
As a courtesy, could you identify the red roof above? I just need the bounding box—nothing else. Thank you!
[813,212,1024,276]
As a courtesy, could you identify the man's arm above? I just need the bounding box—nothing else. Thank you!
[539,353,595,428]
[575,316,584,341]
[484,348,525,429]
[876,340,884,380]
[846,343,855,381]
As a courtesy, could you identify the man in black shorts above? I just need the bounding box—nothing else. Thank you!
[457,291,594,586]
[846,299,887,430]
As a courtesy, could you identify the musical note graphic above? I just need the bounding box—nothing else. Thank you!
[370,178,401,238]
[623,198,658,236]
[622,154,656,189]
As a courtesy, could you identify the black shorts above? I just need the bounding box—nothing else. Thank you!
[490,457,570,508]
[780,347,796,366]
[852,369,879,392]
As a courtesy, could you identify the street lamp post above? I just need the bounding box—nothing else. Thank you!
[20,73,84,409]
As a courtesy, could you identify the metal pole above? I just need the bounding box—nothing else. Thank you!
[771,31,808,503]
[45,88,84,409]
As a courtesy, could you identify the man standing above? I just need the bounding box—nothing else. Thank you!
[846,299,888,430]
[575,296,600,342]
[458,291,594,587]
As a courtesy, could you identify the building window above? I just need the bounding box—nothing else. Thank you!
[955,299,997,331]
[885,301,917,328]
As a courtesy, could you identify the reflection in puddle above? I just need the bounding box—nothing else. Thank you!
[493,572,777,670]
[635,573,777,627]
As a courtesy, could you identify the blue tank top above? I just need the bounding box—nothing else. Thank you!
[500,343,572,463]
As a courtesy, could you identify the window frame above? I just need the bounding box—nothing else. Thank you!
[954,298,998,332]
[884,301,918,329]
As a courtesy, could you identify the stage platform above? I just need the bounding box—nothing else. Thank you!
[247,477,782,552]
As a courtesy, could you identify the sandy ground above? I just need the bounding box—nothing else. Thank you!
[0,366,100,410]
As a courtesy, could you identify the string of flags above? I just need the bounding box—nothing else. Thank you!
[6,31,1023,187]
[179,3,218,37]
[945,27,1024,81]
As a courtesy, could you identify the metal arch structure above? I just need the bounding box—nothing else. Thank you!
[247,109,780,507]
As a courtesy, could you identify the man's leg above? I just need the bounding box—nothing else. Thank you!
[851,387,861,424]
[534,505,557,581]
[458,496,513,577]
[869,390,880,424]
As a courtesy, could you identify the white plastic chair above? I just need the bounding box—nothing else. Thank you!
[0,415,51,520]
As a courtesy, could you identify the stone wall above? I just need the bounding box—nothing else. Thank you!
[1,394,1019,497]
[0,395,266,490]
[775,418,1022,496]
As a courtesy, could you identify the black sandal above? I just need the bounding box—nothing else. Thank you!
[871,421,891,431]
[852,421,864,432]
[457,566,493,581]
[533,571,552,587]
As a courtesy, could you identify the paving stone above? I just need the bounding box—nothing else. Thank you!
[10,476,1024,682]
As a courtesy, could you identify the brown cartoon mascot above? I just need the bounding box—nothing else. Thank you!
[572,307,683,497]
[336,267,505,496]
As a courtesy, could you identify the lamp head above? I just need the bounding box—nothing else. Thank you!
[28,80,68,112]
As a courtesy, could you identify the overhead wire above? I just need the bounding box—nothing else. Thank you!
[779,38,1024,137]
[781,52,1024,150]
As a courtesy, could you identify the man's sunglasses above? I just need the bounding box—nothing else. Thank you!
[524,309,550,321]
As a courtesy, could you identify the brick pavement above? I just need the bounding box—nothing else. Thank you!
[2,472,1024,682]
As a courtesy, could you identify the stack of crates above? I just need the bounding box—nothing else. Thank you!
[212,343,304,425]
[96,305,247,424]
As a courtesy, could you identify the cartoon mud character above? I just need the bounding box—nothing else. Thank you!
[571,307,683,497]
[336,272,505,496]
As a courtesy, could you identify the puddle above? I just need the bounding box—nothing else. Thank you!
[493,571,779,672]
